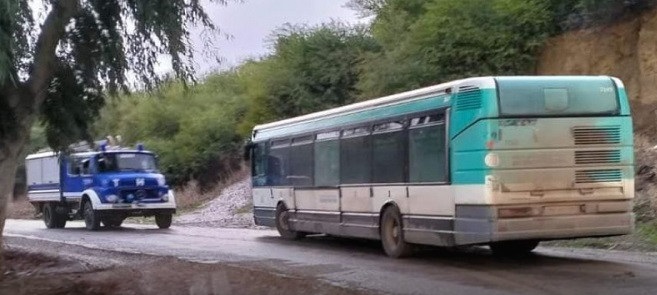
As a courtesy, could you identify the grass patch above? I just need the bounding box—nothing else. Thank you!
[234,202,253,215]
[637,221,657,245]
[7,197,38,220]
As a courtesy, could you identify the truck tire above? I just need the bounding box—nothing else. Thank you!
[380,206,414,258]
[155,213,172,229]
[102,216,125,228]
[43,203,67,229]
[83,201,101,231]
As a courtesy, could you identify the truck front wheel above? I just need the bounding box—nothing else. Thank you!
[102,216,125,228]
[83,201,101,231]
[155,213,172,229]
[43,203,67,229]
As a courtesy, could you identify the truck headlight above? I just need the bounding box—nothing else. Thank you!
[161,194,169,202]
[156,176,166,186]
[105,194,119,203]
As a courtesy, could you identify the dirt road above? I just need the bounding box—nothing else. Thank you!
[4,219,657,295]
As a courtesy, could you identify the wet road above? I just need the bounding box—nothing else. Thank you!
[4,219,657,295]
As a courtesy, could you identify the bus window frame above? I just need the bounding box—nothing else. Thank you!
[254,107,451,188]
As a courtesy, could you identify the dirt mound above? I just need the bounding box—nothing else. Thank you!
[175,177,256,228]
[538,9,657,105]
[538,11,657,221]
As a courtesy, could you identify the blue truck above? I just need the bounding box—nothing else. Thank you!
[25,144,176,230]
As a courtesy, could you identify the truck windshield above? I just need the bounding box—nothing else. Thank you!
[497,77,620,117]
[98,153,158,172]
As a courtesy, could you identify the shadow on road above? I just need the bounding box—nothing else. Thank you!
[255,234,619,271]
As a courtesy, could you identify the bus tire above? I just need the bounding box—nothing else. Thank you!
[380,206,413,258]
[489,240,539,256]
[83,201,101,231]
[275,203,304,240]
[155,213,172,229]
[43,203,67,229]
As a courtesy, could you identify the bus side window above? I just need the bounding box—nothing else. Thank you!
[315,131,340,187]
[409,113,447,183]
[251,143,268,187]
[289,136,314,187]
[268,140,290,186]
[340,126,372,184]
[372,121,405,183]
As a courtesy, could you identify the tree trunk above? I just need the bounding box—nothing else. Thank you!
[0,117,33,277]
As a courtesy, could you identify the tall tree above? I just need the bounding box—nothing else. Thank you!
[238,22,380,133]
[0,0,222,270]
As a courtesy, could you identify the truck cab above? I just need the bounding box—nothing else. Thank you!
[26,144,176,230]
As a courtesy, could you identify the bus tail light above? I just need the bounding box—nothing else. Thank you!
[498,207,535,218]
[485,153,499,167]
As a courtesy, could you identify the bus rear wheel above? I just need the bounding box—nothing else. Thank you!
[275,204,304,240]
[43,203,67,229]
[380,206,414,258]
[489,240,539,256]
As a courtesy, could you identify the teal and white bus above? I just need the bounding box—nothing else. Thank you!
[246,76,634,257]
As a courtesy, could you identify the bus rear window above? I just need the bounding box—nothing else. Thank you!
[497,77,619,117]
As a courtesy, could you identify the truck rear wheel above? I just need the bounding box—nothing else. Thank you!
[43,203,67,229]
[83,201,101,231]
[155,213,172,229]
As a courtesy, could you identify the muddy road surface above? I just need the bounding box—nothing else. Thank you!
[4,219,657,295]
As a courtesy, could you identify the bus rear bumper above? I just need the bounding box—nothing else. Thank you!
[454,205,634,245]
[491,212,634,241]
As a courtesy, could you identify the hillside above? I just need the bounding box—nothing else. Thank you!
[538,8,657,220]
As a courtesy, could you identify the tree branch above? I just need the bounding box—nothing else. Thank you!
[26,0,80,105]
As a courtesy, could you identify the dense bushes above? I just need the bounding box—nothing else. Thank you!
[91,0,653,188]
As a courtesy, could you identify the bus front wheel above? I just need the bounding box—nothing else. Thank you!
[380,206,414,258]
[275,204,304,240]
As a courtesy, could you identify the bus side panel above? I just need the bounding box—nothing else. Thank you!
[253,188,275,227]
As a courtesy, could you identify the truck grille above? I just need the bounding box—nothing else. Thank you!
[120,189,159,200]
[574,150,621,165]
[572,126,621,145]
[575,169,622,183]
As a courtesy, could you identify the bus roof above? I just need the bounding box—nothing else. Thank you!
[253,77,495,134]
[252,75,622,138]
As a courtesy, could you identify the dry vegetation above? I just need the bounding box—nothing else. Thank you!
[7,197,37,220]
[174,166,250,212]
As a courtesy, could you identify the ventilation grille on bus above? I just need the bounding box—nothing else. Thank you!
[572,126,621,145]
[574,150,621,165]
[455,86,482,111]
[575,169,622,183]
